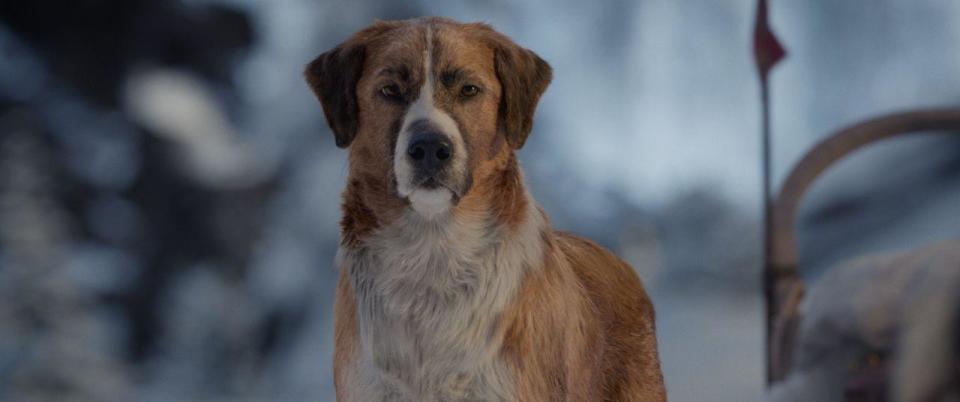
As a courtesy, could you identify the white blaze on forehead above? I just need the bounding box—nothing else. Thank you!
[393,24,468,219]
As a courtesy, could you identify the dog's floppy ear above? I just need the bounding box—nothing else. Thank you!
[491,33,552,149]
[305,22,402,148]
[304,41,366,148]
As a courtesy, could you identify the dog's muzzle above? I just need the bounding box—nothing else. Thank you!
[394,115,469,218]
[406,129,453,188]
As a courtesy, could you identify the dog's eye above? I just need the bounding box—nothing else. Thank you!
[460,84,480,98]
[380,84,402,99]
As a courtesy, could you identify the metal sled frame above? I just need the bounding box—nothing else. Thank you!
[765,108,960,396]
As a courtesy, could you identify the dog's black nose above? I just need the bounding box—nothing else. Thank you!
[407,132,452,175]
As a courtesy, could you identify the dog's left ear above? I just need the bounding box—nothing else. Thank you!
[491,35,552,149]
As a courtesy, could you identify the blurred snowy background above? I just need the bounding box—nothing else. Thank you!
[0,0,958,401]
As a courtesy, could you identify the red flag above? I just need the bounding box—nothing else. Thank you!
[753,0,786,76]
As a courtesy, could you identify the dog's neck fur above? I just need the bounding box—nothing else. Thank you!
[337,165,546,401]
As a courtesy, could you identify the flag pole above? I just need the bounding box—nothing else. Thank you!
[752,0,786,385]
[760,58,776,386]
[761,68,772,273]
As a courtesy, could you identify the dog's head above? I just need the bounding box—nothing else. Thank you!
[305,17,551,223]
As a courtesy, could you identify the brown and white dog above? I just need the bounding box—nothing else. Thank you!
[305,17,666,402]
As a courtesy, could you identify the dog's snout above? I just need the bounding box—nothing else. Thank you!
[407,131,453,174]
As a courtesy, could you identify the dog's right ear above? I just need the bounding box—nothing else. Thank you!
[304,42,366,148]
[306,22,401,148]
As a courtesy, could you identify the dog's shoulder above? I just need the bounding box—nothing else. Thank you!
[551,231,665,399]
[552,231,654,319]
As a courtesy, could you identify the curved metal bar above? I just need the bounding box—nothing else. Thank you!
[770,108,960,269]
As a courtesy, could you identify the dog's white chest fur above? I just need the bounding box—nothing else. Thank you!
[338,208,543,401]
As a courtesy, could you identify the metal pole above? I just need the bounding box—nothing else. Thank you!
[760,72,776,384]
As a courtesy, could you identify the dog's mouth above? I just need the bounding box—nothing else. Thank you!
[419,176,441,189]
[413,175,464,203]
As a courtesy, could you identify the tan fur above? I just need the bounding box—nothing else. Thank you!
[332,267,359,401]
[496,231,667,402]
[555,233,666,401]
[310,17,666,401]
